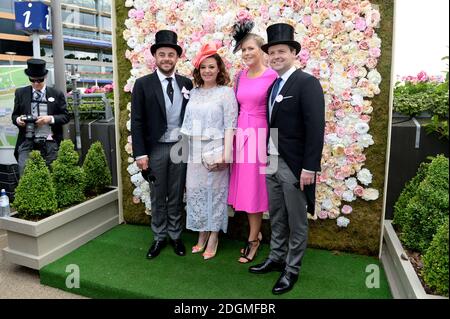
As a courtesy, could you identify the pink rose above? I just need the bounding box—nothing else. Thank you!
[364,27,374,37]
[209,1,218,11]
[318,211,329,220]
[369,47,381,58]
[355,17,367,31]
[299,48,310,61]
[353,185,364,197]
[344,147,355,156]
[128,9,136,19]
[303,15,312,26]
[134,10,145,21]
[355,154,366,163]
[354,105,363,113]
[366,58,378,69]
[342,90,352,100]
[417,71,428,82]
[360,115,371,122]
[237,9,251,22]
[335,110,346,120]
[358,40,369,50]
[341,205,353,215]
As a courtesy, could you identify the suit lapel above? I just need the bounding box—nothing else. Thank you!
[151,72,167,122]
[45,87,53,114]
[25,86,32,114]
[270,70,299,126]
[266,80,276,125]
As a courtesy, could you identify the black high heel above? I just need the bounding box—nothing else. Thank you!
[238,235,262,264]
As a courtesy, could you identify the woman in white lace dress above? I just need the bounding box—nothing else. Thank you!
[180,43,238,260]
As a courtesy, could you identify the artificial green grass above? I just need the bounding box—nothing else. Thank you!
[40,224,392,299]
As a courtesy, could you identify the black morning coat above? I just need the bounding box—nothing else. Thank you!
[266,69,325,214]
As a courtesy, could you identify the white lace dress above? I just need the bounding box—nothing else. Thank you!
[180,86,238,232]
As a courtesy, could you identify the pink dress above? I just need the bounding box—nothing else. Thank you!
[227,68,278,213]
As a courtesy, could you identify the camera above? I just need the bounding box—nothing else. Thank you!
[21,115,37,139]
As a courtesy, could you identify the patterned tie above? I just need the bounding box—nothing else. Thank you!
[166,77,174,104]
[33,90,43,115]
[270,77,283,105]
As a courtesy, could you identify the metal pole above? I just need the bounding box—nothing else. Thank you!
[50,0,66,93]
[50,0,69,139]
[71,65,82,154]
[32,33,40,58]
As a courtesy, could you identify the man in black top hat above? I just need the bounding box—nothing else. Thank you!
[249,23,325,295]
[12,58,70,176]
[131,30,193,259]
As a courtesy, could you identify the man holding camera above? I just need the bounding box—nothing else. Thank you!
[12,58,70,176]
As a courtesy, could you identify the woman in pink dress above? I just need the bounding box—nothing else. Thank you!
[228,26,278,263]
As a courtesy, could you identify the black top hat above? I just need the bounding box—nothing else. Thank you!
[24,58,48,78]
[261,23,301,55]
[150,30,183,56]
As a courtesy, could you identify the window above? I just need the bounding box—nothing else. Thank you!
[0,1,14,13]
[100,16,111,31]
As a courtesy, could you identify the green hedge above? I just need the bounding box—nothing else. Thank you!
[51,140,86,208]
[394,155,449,253]
[422,219,449,297]
[12,151,58,220]
[82,141,112,196]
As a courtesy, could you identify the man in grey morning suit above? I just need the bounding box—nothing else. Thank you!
[131,30,193,259]
[249,23,325,295]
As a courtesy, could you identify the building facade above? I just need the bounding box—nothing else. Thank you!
[0,0,113,87]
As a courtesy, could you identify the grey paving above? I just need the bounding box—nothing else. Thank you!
[0,231,86,299]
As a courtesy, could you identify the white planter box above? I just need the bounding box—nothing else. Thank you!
[0,188,119,270]
[381,220,448,299]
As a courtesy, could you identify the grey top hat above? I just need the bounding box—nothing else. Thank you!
[150,30,183,56]
[261,23,301,54]
[24,58,48,78]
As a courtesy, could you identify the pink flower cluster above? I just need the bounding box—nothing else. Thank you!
[84,84,113,94]
[398,71,444,83]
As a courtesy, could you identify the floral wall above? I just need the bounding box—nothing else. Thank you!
[115,0,394,255]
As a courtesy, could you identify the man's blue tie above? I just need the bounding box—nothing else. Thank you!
[270,77,282,105]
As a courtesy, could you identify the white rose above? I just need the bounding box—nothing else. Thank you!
[362,188,379,201]
[325,133,342,145]
[126,120,131,131]
[282,7,294,18]
[321,198,333,211]
[337,216,350,228]
[345,177,358,190]
[357,133,374,148]
[329,9,342,22]
[125,0,134,7]
[355,122,370,135]
[357,168,373,186]
[133,187,143,198]
[344,21,354,31]
[304,7,312,15]
[367,70,382,85]
[127,37,137,49]
[128,157,135,164]
[213,32,224,41]
[351,94,364,106]
[342,190,356,202]
[127,162,140,176]
[133,0,149,10]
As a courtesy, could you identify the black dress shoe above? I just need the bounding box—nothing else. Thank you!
[171,239,186,256]
[272,270,298,295]
[146,240,167,259]
[249,258,285,274]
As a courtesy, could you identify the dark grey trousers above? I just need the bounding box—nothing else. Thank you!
[148,142,187,241]
[266,156,308,275]
[18,139,59,176]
